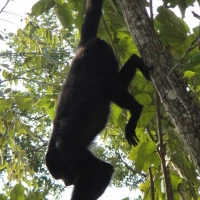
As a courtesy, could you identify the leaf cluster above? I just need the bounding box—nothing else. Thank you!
[0,0,200,199]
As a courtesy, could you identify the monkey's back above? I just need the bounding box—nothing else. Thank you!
[53,38,119,145]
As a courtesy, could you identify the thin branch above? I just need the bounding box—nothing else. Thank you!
[0,19,43,51]
[156,92,174,200]
[149,167,155,200]
[22,115,46,120]
[0,18,21,29]
[117,151,135,172]
[168,37,198,76]
[0,0,11,14]
[2,10,25,18]
[101,16,122,67]
[26,143,47,153]
[178,60,200,68]
[0,77,54,86]
[192,11,200,20]
[149,0,154,27]
[0,51,69,57]
[146,125,155,142]
[116,150,146,178]
[31,134,48,144]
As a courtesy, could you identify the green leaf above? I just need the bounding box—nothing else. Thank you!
[53,35,59,49]
[107,0,117,12]
[187,52,200,70]
[26,192,43,200]
[159,25,186,46]
[35,97,52,109]
[131,72,149,88]
[170,173,182,190]
[0,98,6,113]
[135,141,159,173]
[143,82,154,93]
[157,6,188,34]
[30,0,55,17]
[7,137,15,148]
[32,179,39,189]
[154,172,165,198]
[17,29,23,38]
[0,194,7,200]
[170,146,200,186]
[14,78,18,85]
[155,6,188,46]
[46,102,56,120]
[137,105,156,128]
[68,0,85,32]
[4,88,11,94]
[54,72,67,79]
[129,128,148,161]
[106,12,126,28]
[139,180,150,193]
[54,0,64,6]
[176,0,187,17]
[111,104,123,123]
[108,129,120,136]
[0,150,7,170]
[55,3,73,31]
[15,96,33,111]
[0,34,3,41]
[183,70,195,79]
[10,184,24,200]
[135,93,152,106]
[117,31,131,39]
[2,70,8,79]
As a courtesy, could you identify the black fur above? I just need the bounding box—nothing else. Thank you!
[45,0,151,199]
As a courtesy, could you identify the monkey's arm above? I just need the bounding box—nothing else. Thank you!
[80,0,103,44]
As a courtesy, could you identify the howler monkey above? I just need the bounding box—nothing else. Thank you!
[46,0,151,199]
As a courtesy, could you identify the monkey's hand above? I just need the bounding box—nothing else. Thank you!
[125,126,139,147]
[142,65,154,81]
[129,54,154,81]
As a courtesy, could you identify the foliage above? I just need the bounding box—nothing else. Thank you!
[0,0,200,199]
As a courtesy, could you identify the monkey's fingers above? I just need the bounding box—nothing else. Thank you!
[142,65,154,81]
[127,134,139,147]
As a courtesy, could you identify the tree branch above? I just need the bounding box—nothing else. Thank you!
[116,0,200,171]
[0,0,11,14]
[26,143,47,153]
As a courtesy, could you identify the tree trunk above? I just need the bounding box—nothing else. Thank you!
[116,0,200,171]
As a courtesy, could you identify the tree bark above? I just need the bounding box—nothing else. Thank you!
[116,0,200,171]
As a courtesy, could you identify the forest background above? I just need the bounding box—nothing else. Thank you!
[0,0,200,199]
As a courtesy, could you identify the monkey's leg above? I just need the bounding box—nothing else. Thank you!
[62,148,113,200]
[87,161,114,200]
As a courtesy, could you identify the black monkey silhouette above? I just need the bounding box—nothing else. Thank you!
[46,0,151,199]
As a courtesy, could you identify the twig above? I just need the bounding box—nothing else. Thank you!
[26,143,47,153]
[1,77,54,86]
[101,16,121,67]
[192,11,200,20]
[149,0,154,27]
[168,37,198,76]
[0,0,11,14]
[156,92,174,200]
[2,10,25,18]
[191,11,200,51]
